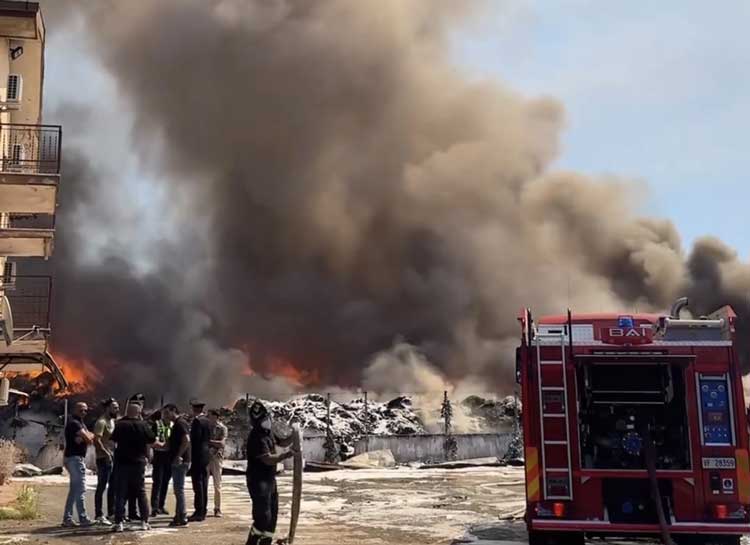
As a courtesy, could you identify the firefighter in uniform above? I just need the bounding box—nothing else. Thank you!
[245,401,295,545]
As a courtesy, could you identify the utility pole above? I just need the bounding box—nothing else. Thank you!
[363,390,369,452]
[326,392,331,431]
[324,393,338,463]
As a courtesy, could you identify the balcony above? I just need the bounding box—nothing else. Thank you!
[0,124,60,257]
[0,274,67,388]
[0,274,50,355]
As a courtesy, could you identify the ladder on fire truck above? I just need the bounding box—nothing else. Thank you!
[534,328,574,500]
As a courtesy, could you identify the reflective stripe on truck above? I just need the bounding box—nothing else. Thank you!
[736,448,750,504]
[526,446,540,502]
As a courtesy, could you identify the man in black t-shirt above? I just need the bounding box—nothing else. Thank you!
[244,401,294,545]
[62,402,95,528]
[188,400,211,521]
[110,401,158,532]
[162,404,191,527]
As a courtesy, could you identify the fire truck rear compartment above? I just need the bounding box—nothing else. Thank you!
[578,361,691,470]
[603,478,673,523]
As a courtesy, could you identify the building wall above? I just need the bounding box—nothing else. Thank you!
[8,37,43,124]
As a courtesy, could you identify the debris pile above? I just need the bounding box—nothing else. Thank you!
[461,395,521,432]
[225,394,427,459]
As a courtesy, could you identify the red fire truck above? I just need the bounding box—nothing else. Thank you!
[517,298,750,545]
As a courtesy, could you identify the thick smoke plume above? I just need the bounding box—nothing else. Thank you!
[31,0,750,405]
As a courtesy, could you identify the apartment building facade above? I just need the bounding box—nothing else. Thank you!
[0,1,66,392]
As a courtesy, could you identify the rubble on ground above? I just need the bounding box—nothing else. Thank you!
[13,463,43,477]
[341,449,396,469]
[225,394,426,459]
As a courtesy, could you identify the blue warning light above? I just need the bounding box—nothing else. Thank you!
[618,315,635,329]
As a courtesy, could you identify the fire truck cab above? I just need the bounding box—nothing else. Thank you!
[517,299,750,545]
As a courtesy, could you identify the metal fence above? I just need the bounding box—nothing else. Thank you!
[0,123,62,175]
[1,274,52,331]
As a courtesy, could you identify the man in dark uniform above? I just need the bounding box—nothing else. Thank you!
[245,401,294,545]
[111,399,159,532]
[149,409,172,517]
[188,400,212,521]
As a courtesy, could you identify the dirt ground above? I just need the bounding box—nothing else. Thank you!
[0,466,740,545]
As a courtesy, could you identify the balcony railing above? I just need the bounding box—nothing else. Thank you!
[1,274,52,331]
[0,124,61,175]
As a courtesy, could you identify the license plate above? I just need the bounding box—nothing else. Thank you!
[702,457,736,469]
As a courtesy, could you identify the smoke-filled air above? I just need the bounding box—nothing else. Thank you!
[32,0,750,405]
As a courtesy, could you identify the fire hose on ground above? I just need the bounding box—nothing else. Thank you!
[645,430,674,545]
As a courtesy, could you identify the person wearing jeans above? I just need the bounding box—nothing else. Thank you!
[171,460,189,522]
[162,404,191,527]
[62,402,95,527]
[93,398,119,524]
[94,458,115,520]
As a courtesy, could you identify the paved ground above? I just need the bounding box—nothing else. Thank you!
[1,465,736,545]
[2,466,522,545]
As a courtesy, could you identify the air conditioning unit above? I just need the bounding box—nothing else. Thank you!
[7,74,22,102]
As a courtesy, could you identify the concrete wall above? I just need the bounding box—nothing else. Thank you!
[353,433,513,464]
[293,433,512,464]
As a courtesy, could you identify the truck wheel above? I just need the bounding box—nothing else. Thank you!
[528,531,584,545]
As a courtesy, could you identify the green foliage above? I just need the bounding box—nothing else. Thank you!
[0,486,39,520]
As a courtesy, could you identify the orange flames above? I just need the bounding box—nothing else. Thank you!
[240,345,320,386]
[267,357,320,387]
[52,353,104,394]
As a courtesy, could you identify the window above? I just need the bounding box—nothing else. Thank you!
[2,261,16,286]
[6,74,22,102]
[10,144,22,166]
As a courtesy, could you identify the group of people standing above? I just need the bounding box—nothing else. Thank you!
[61,395,227,532]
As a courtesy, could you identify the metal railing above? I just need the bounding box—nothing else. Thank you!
[0,124,61,175]
[0,274,52,331]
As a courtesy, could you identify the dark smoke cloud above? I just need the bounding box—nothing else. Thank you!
[33,0,750,403]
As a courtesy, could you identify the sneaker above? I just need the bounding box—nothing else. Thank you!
[158,507,170,515]
[96,516,112,526]
[61,520,78,528]
[187,513,205,522]
[139,521,152,531]
[214,510,223,518]
[151,509,159,517]
[169,518,189,527]
[112,523,125,533]
[79,518,95,528]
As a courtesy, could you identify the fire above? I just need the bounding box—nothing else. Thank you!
[240,344,319,386]
[268,357,320,387]
[52,353,104,393]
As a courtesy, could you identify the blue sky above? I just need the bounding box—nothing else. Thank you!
[453,1,750,255]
